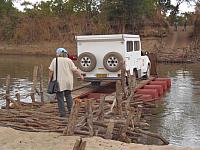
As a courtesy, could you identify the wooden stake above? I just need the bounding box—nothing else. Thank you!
[97,95,105,121]
[104,119,114,139]
[118,108,135,142]
[5,75,10,109]
[120,61,126,98]
[31,66,39,103]
[126,70,131,94]
[148,53,157,76]
[125,93,133,114]
[15,93,20,103]
[73,138,86,150]
[126,70,136,96]
[39,65,44,104]
[63,99,81,135]
[86,99,94,136]
[116,81,123,117]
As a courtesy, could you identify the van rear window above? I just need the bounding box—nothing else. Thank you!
[134,41,140,51]
[127,41,133,52]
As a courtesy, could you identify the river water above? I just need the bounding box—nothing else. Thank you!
[150,63,200,147]
[0,55,200,147]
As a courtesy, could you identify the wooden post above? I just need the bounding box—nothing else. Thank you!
[39,65,44,104]
[125,93,133,114]
[63,99,81,135]
[118,108,135,142]
[128,71,136,93]
[120,61,126,99]
[73,138,86,150]
[116,81,123,118]
[86,99,94,136]
[31,66,38,103]
[5,75,10,109]
[97,95,105,121]
[15,93,20,103]
[148,53,157,76]
[123,108,135,133]
[126,70,132,95]
[104,119,115,139]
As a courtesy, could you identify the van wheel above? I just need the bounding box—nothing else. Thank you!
[78,52,97,72]
[103,52,123,72]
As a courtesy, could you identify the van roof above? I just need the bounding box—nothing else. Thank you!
[75,34,140,41]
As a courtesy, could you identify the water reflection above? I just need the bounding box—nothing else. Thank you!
[150,63,200,147]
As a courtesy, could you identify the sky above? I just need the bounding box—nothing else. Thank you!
[171,0,196,13]
[13,0,196,13]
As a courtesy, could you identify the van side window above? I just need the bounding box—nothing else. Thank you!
[134,41,140,51]
[127,41,133,52]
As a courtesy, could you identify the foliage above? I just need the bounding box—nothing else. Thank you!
[0,0,197,43]
[0,0,19,40]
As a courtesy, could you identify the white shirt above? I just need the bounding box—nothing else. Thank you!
[49,57,77,91]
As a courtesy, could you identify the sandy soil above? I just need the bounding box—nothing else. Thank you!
[0,127,199,150]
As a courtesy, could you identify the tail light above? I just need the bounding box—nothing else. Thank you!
[68,55,77,60]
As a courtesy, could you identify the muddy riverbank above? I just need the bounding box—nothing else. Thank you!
[0,41,76,56]
[0,37,160,56]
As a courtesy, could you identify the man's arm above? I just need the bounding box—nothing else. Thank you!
[73,69,84,80]
[48,70,54,82]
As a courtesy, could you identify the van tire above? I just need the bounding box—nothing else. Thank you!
[103,52,123,72]
[78,52,97,72]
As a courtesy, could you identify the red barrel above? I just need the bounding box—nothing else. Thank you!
[143,85,164,96]
[155,78,171,88]
[149,81,168,91]
[137,94,154,102]
[136,89,159,99]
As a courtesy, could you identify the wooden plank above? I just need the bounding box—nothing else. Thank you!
[134,77,156,91]
[72,82,112,99]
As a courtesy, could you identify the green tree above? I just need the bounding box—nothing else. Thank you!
[100,0,157,32]
[0,0,19,41]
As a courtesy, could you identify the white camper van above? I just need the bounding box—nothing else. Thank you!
[76,34,150,84]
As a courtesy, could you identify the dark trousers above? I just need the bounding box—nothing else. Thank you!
[56,90,73,117]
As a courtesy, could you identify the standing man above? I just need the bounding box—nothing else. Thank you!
[49,48,84,117]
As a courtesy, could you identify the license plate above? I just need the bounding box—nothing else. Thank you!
[96,74,107,78]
